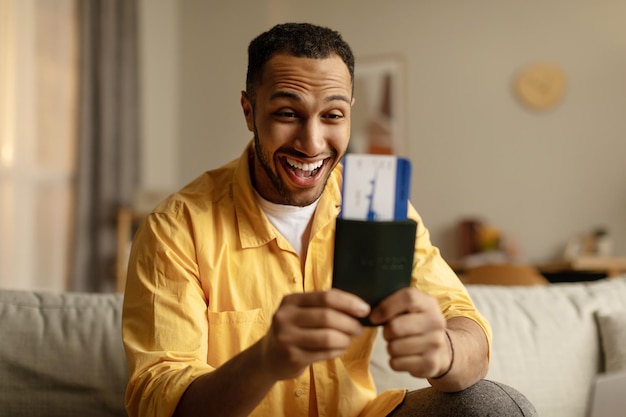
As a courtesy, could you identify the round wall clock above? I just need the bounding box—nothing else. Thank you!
[514,62,567,111]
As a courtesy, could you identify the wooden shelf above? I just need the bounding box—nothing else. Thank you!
[115,207,146,292]
[539,256,626,277]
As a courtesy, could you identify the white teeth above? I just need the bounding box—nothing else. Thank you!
[286,157,323,172]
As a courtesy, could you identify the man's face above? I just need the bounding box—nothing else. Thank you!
[241,54,354,206]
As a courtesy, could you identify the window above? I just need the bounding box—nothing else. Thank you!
[0,0,78,291]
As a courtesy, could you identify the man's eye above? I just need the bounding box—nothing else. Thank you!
[275,111,296,118]
[324,113,344,120]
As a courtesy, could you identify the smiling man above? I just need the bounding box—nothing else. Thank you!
[243,52,353,207]
[122,23,537,417]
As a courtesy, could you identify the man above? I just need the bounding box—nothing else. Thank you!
[122,23,536,417]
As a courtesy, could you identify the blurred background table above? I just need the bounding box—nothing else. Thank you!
[449,256,626,284]
[538,256,626,280]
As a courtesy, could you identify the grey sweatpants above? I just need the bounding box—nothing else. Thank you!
[388,380,538,416]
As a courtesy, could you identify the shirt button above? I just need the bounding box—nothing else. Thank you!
[292,276,298,283]
[295,389,304,397]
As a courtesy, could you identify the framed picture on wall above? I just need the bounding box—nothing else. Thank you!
[350,54,407,156]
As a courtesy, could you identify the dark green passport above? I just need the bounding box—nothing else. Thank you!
[331,218,417,326]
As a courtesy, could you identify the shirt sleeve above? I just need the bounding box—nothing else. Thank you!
[122,201,213,417]
[407,204,493,354]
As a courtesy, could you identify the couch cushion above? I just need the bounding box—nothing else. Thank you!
[0,290,128,417]
[596,309,626,373]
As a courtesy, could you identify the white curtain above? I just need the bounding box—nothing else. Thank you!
[0,0,78,291]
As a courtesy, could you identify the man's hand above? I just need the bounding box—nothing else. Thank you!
[369,287,489,392]
[259,289,371,381]
[369,287,451,379]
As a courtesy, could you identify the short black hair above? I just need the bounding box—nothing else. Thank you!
[245,22,355,101]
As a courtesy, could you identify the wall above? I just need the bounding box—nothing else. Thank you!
[140,0,626,263]
[138,0,180,192]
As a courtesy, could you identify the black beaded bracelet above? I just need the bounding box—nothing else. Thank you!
[432,329,454,380]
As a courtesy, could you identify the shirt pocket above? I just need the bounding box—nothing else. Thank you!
[206,308,269,366]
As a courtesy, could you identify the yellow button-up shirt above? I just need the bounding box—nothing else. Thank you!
[122,143,491,417]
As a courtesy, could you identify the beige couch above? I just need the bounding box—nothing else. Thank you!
[1,277,625,417]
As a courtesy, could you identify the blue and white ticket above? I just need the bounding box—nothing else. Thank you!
[340,154,411,221]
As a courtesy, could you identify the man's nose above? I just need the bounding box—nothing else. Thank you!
[296,119,326,155]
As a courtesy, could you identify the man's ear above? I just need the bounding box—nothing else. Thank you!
[240,91,254,132]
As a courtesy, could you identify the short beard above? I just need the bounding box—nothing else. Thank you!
[253,127,294,205]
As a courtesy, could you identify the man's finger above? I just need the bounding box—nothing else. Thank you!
[282,290,371,318]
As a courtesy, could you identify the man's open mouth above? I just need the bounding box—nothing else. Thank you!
[285,157,325,178]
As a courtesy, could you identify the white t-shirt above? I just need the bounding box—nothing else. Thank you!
[254,191,319,260]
